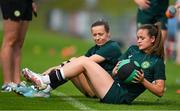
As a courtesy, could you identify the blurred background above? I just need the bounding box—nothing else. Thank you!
[0,0,178,68]
[0,0,179,71]
[0,0,177,51]
[0,0,138,48]
[0,0,137,72]
[0,0,179,67]
[41,0,137,47]
[0,0,139,70]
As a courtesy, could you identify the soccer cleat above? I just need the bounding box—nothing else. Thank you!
[14,83,37,95]
[1,84,12,92]
[1,82,17,92]
[23,90,50,98]
[22,68,47,90]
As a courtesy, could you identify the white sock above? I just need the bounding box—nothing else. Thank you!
[41,75,51,84]
[9,82,17,88]
[60,68,66,80]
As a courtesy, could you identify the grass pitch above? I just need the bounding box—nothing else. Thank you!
[0,28,180,110]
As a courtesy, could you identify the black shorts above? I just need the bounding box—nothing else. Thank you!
[137,10,168,30]
[0,0,33,21]
[100,81,128,104]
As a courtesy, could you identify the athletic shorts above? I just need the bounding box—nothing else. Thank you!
[100,81,128,104]
[137,10,167,30]
[0,0,33,21]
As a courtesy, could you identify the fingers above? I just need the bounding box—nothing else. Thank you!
[32,2,37,17]
[132,70,144,83]
[115,61,121,67]
[32,2,37,12]
[112,61,121,76]
[112,66,118,76]
[132,75,139,83]
[139,0,151,10]
[131,80,139,83]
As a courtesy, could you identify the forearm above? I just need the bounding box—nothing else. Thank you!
[141,79,165,97]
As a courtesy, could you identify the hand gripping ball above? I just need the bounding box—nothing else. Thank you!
[116,59,141,83]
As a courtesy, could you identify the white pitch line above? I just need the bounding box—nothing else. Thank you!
[52,91,96,110]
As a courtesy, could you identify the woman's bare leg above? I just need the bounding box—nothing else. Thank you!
[42,58,96,97]
[62,56,114,98]
[22,56,113,98]
[13,21,29,84]
[71,73,96,97]
[1,20,21,84]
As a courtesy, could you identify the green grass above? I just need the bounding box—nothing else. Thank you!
[0,27,180,110]
[21,28,93,72]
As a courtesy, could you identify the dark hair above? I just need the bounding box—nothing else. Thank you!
[138,22,164,59]
[91,20,110,33]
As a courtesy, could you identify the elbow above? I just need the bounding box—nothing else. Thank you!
[156,88,165,97]
[157,92,163,97]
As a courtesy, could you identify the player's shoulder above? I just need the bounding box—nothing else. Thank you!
[128,45,139,50]
[104,40,120,48]
[151,54,164,64]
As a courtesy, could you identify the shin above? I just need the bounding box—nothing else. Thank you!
[49,68,67,89]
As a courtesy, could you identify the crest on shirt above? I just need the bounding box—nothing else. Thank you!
[14,10,21,17]
[141,61,150,69]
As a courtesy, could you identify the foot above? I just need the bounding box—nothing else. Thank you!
[1,82,17,92]
[1,84,12,92]
[22,68,47,90]
[14,81,37,95]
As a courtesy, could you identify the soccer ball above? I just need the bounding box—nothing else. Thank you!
[116,59,141,83]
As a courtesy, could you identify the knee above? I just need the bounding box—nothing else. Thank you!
[2,36,17,48]
[3,33,24,49]
[69,57,77,61]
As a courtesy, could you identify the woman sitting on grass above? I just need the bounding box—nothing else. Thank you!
[22,22,166,104]
[15,20,122,98]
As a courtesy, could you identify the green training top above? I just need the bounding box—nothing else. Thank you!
[137,0,169,16]
[85,40,122,75]
[136,0,169,29]
[117,45,166,103]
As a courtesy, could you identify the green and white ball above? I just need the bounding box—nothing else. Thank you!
[117,59,141,83]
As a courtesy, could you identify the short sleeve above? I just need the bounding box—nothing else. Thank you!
[154,59,166,80]
[96,42,121,60]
